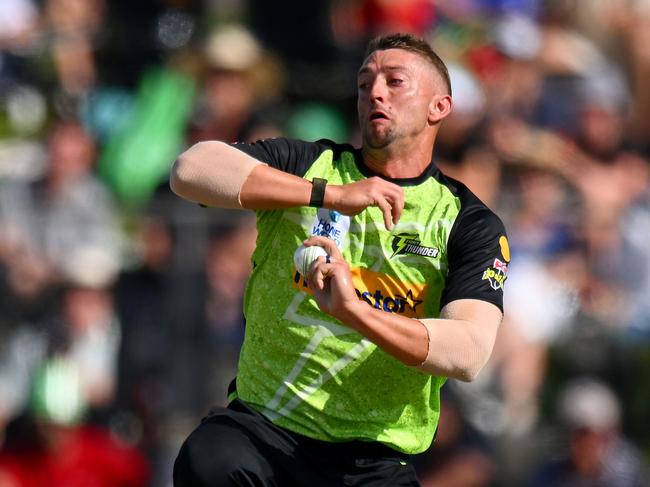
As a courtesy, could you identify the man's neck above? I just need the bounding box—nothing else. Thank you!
[361,136,436,179]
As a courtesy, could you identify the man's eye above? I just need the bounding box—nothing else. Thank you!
[389,79,403,86]
[358,82,369,90]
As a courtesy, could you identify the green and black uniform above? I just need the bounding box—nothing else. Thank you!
[174,138,509,487]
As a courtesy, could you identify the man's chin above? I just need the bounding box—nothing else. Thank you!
[364,131,393,150]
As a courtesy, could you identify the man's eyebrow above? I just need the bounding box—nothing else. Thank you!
[357,65,409,76]
[358,66,372,76]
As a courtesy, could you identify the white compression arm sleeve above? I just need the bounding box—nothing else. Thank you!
[170,141,265,209]
[414,300,502,381]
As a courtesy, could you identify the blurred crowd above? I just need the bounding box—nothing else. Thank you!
[0,0,649,486]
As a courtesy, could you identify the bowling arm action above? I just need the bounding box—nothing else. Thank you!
[170,141,404,230]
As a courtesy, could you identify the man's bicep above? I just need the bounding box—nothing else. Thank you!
[440,299,503,329]
[417,299,502,380]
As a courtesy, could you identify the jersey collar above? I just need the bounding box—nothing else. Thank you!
[353,148,440,187]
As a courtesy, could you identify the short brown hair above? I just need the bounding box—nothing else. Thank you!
[364,33,452,96]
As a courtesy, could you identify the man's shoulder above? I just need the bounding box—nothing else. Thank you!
[235,137,355,154]
[235,137,358,163]
[435,172,503,224]
[433,173,507,259]
[312,138,359,161]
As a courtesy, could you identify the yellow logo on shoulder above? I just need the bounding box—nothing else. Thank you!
[292,267,427,318]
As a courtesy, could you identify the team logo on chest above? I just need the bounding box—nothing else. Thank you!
[390,233,439,259]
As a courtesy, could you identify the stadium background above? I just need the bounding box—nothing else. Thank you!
[0,0,649,485]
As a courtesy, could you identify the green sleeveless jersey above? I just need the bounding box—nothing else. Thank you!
[229,138,508,454]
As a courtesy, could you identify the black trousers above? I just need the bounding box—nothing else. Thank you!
[173,399,420,487]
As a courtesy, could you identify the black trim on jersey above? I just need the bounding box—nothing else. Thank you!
[230,138,349,178]
[352,146,441,187]
[438,175,507,313]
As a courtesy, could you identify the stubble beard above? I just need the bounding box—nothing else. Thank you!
[364,124,396,150]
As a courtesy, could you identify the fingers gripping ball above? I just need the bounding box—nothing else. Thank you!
[293,245,328,277]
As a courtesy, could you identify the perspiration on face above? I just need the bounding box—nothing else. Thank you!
[357,48,443,149]
[363,34,452,96]
[359,47,449,95]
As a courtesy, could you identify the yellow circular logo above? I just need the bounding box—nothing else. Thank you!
[499,236,510,262]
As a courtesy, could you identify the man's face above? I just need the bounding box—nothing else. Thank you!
[357,48,438,150]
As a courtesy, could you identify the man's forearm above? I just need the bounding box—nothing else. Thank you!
[418,300,501,381]
[340,302,429,367]
[339,299,500,382]
[170,141,314,209]
[240,164,313,210]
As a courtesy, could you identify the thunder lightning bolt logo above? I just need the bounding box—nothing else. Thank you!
[390,232,439,259]
[390,233,417,258]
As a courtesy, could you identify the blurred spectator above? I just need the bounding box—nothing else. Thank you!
[115,214,175,426]
[202,218,257,408]
[488,168,584,438]
[44,0,105,97]
[0,358,149,487]
[0,120,120,431]
[496,239,585,435]
[57,279,120,416]
[188,24,284,145]
[527,378,648,487]
[481,14,543,120]
[0,120,121,277]
[18,244,123,424]
[111,212,179,485]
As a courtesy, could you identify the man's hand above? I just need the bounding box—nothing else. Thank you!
[303,236,363,324]
[325,177,404,231]
[302,235,429,366]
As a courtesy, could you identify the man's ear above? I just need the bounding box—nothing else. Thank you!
[428,95,453,125]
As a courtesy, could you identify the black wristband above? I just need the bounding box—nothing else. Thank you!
[309,178,327,207]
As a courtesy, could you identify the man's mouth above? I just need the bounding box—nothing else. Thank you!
[370,111,389,121]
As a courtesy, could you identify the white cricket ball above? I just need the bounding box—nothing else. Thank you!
[293,245,328,277]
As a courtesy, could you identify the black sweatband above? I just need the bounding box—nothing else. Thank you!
[309,178,327,207]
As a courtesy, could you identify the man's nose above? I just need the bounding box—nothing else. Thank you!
[369,80,386,102]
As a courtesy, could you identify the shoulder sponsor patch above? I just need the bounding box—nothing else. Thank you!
[482,258,508,291]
